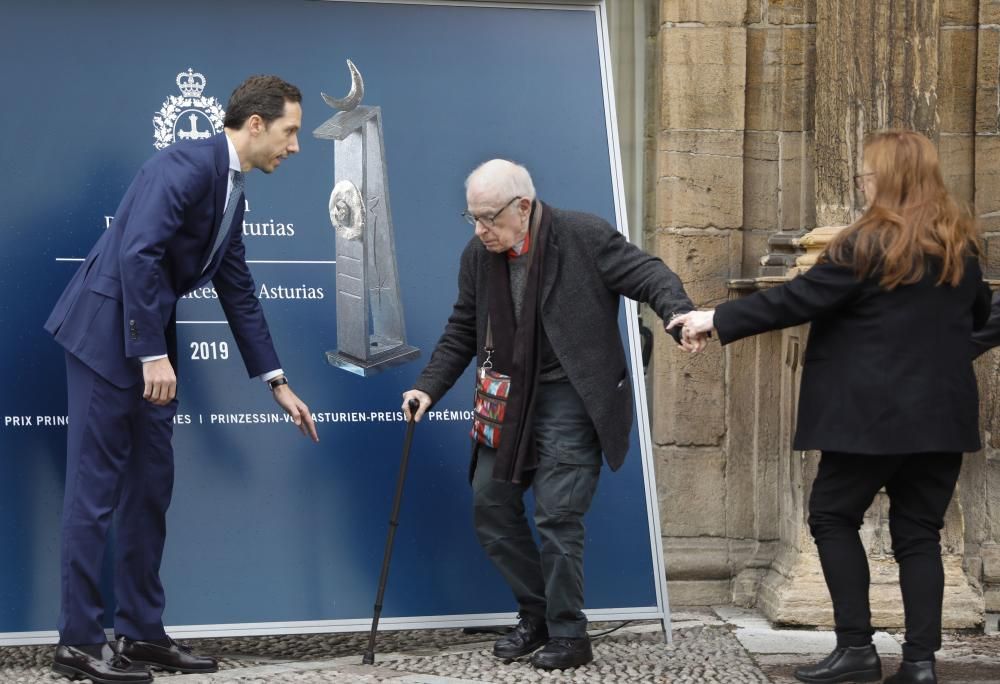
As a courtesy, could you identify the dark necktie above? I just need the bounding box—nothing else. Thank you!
[204,170,244,272]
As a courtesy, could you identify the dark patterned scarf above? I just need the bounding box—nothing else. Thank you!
[485,200,549,484]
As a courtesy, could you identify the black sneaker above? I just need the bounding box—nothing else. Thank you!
[529,636,593,670]
[492,615,548,659]
[794,645,881,683]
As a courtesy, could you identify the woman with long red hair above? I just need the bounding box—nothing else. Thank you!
[670,130,991,684]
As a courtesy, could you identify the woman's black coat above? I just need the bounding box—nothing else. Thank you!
[714,255,991,455]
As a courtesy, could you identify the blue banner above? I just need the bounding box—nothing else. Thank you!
[0,0,667,640]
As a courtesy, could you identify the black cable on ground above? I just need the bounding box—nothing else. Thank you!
[461,626,513,636]
[589,620,634,639]
[462,620,635,641]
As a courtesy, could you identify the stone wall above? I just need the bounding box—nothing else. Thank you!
[649,0,1000,627]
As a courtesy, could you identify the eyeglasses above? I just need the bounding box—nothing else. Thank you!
[461,196,520,228]
[853,172,874,191]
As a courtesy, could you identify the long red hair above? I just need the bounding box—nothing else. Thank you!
[824,130,980,289]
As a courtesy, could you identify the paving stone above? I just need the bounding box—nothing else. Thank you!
[3,612,998,683]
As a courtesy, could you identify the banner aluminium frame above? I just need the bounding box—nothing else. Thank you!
[0,0,671,646]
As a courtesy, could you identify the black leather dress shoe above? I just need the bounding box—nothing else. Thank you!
[884,660,937,684]
[529,636,594,670]
[52,643,152,684]
[117,636,218,673]
[493,615,549,659]
[794,644,882,683]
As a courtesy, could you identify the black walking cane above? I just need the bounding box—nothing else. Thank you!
[361,398,420,666]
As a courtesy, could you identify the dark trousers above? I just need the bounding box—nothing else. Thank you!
[808,451,963,662]
[59,351,176,646]
[471,380,602,638]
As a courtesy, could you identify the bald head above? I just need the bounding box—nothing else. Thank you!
[465,159,536,205]
[464,159,536,253]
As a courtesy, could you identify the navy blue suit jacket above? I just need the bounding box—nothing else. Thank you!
[45,133,280,388]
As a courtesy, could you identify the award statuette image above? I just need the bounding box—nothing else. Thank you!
[315,60,420,377]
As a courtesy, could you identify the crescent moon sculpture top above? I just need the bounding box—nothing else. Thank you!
[322,59,365,112]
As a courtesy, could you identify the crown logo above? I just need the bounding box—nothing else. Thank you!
[154,68,225,150]
[176,68,206,98]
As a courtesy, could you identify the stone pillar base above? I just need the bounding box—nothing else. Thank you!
[757,547,983,629]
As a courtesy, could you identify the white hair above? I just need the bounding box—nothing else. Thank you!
[465,159,536,201]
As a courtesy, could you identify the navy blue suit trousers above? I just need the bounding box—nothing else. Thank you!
[60,352,177,645]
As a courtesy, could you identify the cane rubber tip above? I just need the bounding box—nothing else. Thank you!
[362,653,375,665]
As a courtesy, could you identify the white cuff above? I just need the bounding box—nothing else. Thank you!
[260,368,284,383]
[140,354,168,363]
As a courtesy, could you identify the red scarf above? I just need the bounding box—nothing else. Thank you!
[507,229,531,259]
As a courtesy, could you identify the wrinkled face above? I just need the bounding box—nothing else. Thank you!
[465,188,531,253]
[248,100,301,173]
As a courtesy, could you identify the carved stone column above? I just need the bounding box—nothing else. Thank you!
[972,1,1000,621]
[813,0,940,231]
[652,0,750,607]
[745,4,817,277]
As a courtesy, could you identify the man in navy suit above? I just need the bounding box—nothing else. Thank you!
[44,75,319,684]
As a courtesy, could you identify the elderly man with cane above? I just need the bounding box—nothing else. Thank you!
[401,159,695,670]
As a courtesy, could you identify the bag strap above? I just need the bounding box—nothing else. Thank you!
[482,315,495,371]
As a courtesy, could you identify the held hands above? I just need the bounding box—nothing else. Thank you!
[142,357,177,405]
[272,382,319,442]
[666,310,716,353]
[401,389,432,422]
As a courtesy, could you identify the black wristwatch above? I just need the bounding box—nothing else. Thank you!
[268,376,288,391]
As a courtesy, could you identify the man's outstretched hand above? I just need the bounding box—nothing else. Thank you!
[272,383,319,442]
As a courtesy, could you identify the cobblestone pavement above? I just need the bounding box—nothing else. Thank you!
[2,608,997,683]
